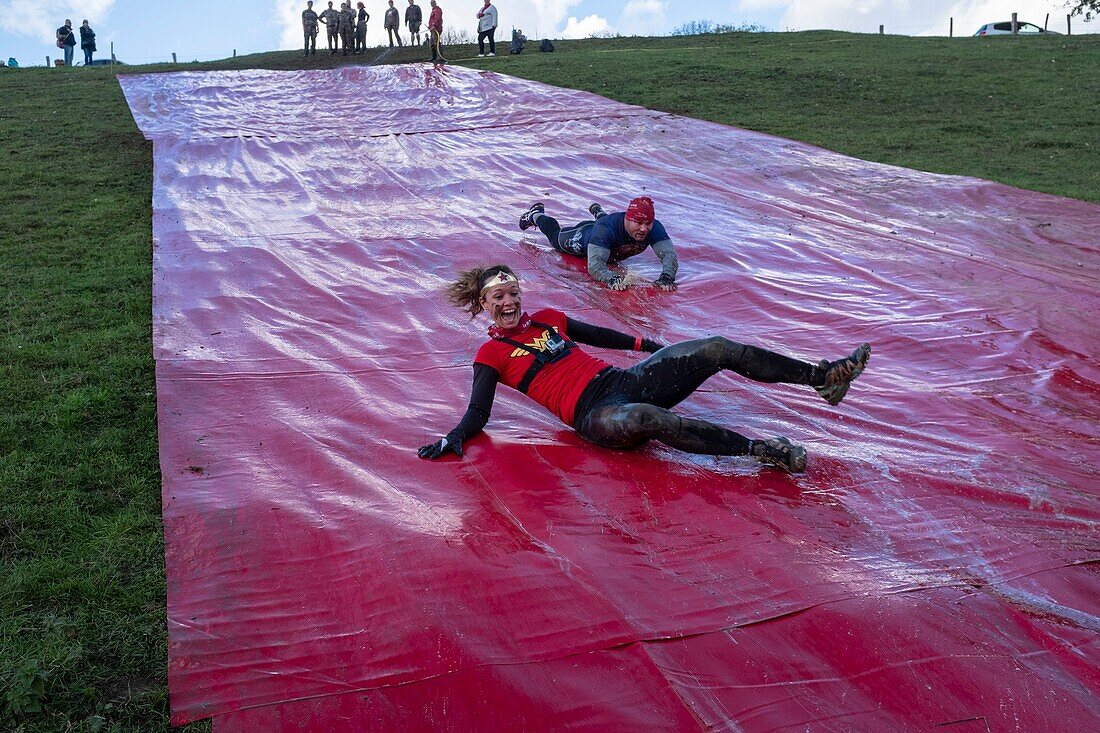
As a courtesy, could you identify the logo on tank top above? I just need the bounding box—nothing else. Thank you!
[509,329,554,358]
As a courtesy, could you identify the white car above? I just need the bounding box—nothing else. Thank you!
[974,21,1061,36]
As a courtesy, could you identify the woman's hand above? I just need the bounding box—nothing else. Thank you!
[417,436,464,460]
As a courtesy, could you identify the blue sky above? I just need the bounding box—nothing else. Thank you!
[2,1,1096,66]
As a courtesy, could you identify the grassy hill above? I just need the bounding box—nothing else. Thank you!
[1,31,1096,732]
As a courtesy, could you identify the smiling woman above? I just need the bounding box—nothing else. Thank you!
[417,265,871,473]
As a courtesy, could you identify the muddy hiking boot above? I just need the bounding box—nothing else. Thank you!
[519,202,545,231]
[815,343,871,406]
[752,436,807,473]
[589,202,606,218]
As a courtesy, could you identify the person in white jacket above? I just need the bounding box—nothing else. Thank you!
[475,0,498,56]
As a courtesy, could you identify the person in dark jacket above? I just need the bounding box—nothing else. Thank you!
[355,2,369,53]
[319,1,340,54]
[302,2,320,56]
[56,19,76,66]
[384,0,403,47]
[338,2,355,55]
[78,20,96,65]
[405,0,423,45]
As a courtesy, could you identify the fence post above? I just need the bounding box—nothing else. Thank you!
[1011,12,1018,34]
[1044,13,1049,31]
[110,41,115,67]
[879,24,884,35]
[46,56,51,66]
[172,53,177,63]
[1067,14,1072,35]
[233,49,237,57]
[949,17,953,37]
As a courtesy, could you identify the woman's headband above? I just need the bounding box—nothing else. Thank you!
[480,271,519,294]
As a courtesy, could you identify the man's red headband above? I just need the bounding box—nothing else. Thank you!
[625,196,655,223]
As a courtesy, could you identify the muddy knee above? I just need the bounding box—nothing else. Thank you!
[620,403,679,438]
[595,403,675,447]
[699,336,746,364]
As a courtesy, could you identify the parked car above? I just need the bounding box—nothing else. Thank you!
[88,58,126,65]
[974,21,1061,36]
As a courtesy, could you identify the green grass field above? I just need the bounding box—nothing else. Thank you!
[1,31,1096,732]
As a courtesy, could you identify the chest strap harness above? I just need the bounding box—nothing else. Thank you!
[496,321,576,394]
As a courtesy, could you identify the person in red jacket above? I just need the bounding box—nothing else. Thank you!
[417,265,871,473]
[427,0,446,63]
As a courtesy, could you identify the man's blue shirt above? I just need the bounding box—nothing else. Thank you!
[583,212,671,260]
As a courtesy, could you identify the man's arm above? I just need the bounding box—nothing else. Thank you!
[586,246,627,290]
[650,238,678,290]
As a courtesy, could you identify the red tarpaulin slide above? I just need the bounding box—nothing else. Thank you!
[119,65,1099,731]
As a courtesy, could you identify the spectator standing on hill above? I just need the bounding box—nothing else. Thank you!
[475,0,497,57]
[339,2,355,55]
[56,19,76,66]
[355,3,369,53]
[320,1,340,54]
[520,197,680,291]
[427,0,445,62]
[405,0,423,45]
[302,1,320,56]
[79,20,96,65]
[384,0,404,47]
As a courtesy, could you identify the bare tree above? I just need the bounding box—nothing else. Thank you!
[1067,1,1100,21]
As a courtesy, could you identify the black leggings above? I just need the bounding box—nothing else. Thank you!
[535,215,593,256]
[573,337,819,456]
[478,27,496,54]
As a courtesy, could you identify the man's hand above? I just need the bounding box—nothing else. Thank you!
[417,436,464,460]
[606,275,629,291]
[654,273,677,291]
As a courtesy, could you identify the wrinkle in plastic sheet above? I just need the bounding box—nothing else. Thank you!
[119,66,1100,731]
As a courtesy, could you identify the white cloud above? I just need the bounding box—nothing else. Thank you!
[621,0,667,34]
[624,0,667,16]
[735,0,789,8]
[562,14,612,38]
[275,0,302,51]
[505,0,584,38]
[0,0,116,44]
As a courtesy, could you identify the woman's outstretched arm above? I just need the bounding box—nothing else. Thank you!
[418,363,499,459]
[566,317,663,353]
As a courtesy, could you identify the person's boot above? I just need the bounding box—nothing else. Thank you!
[588,203,606,219]
[751,437,807,473]
[519,202,545,231]
[814,343,871,406]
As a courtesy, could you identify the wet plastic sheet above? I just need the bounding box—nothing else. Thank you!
[119,66,1100,731]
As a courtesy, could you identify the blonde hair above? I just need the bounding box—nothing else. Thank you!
[447,264,517,318]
